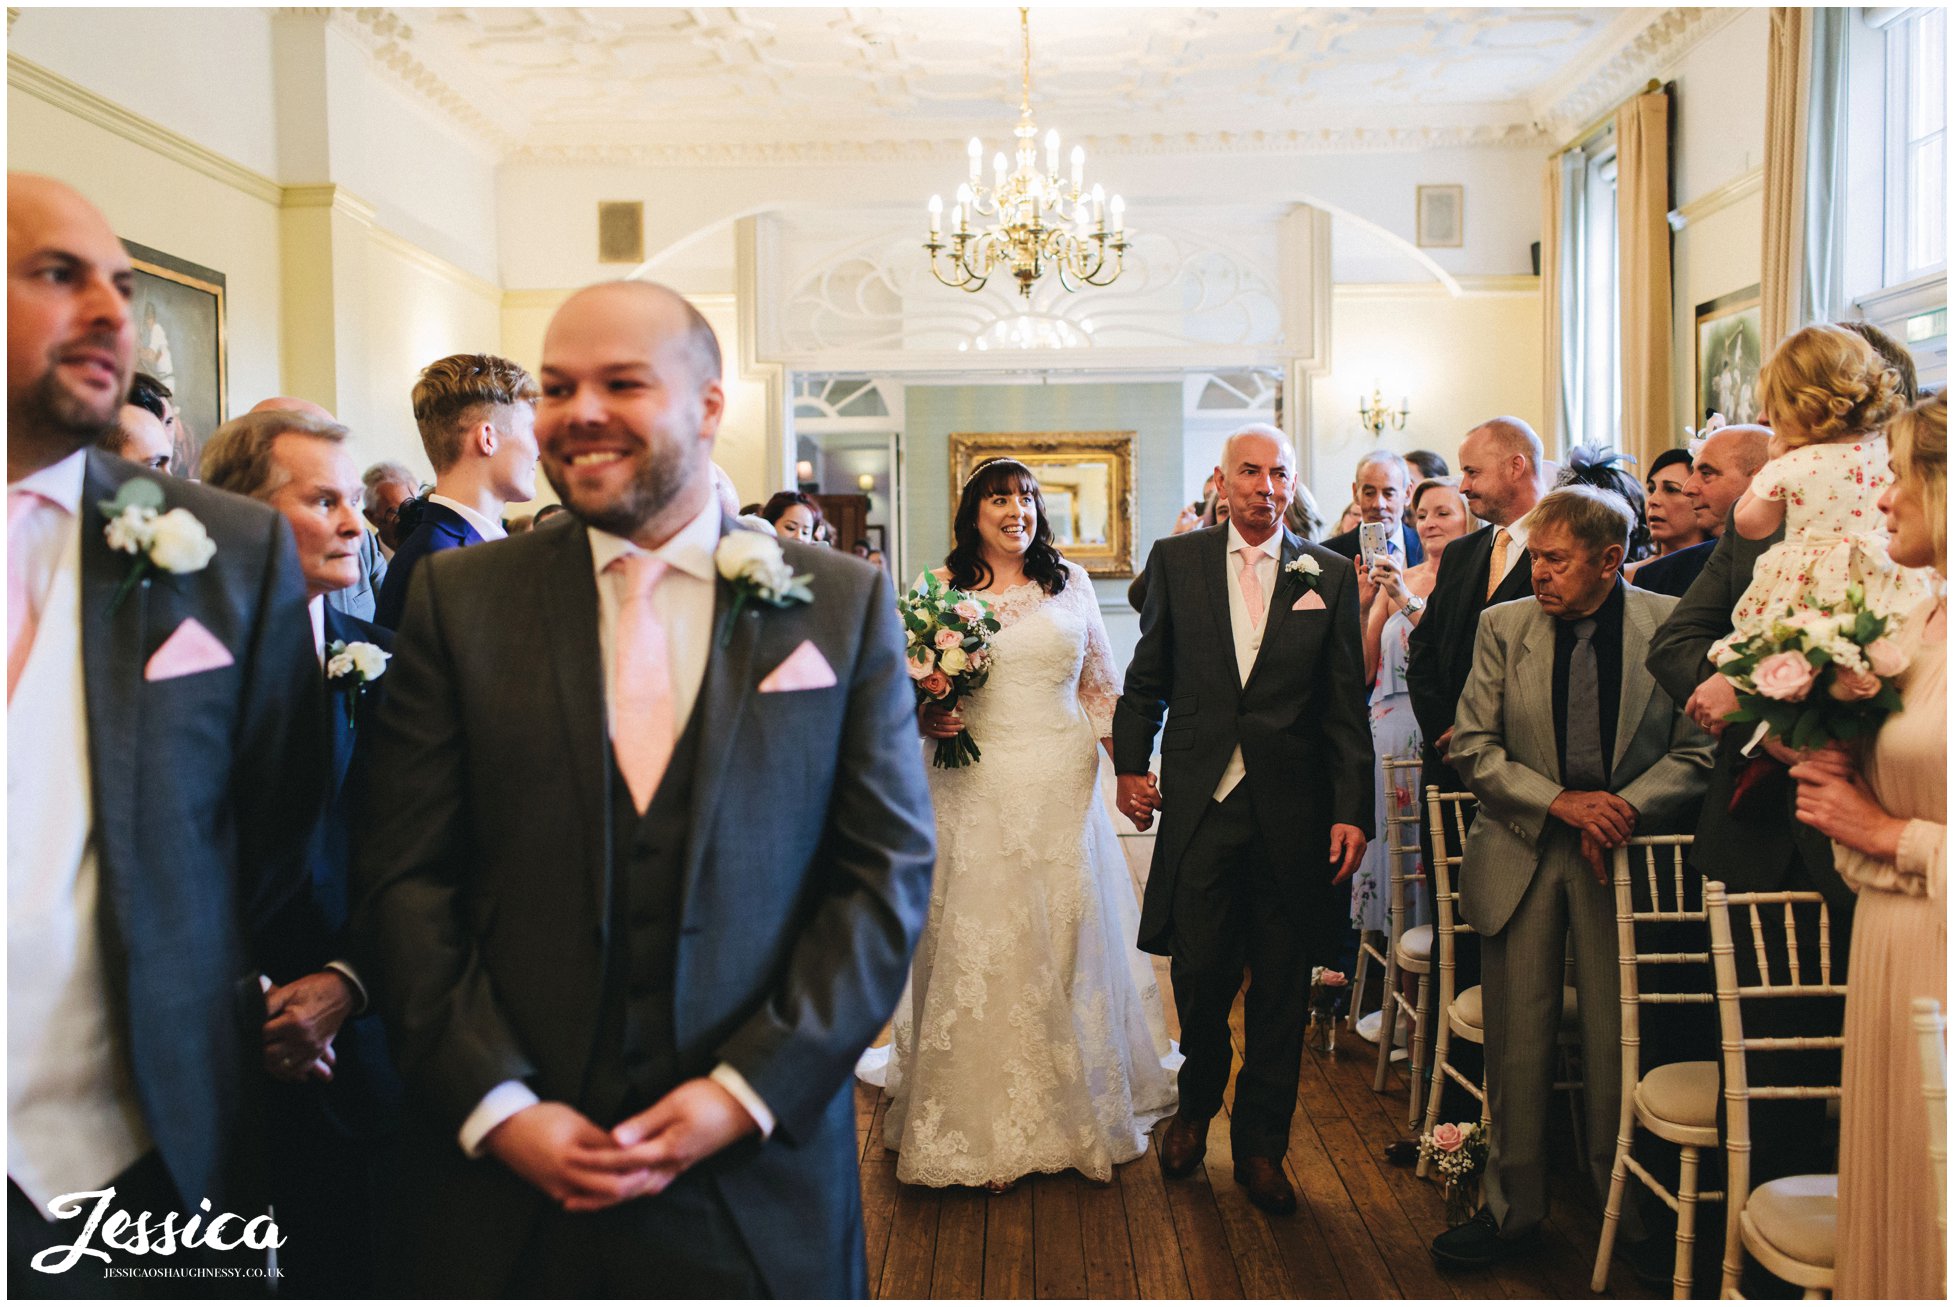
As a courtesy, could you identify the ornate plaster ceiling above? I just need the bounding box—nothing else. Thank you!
[334,7,1731,163]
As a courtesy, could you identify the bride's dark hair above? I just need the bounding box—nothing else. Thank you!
[946,458,1068,596]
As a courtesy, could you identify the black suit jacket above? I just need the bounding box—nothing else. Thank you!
[1629,538,1716,599]
[352,518,934,1296]
[1113,525,1374,960]
[1406,521,1535,748]
[1322,521,1425,568]
[72,451,325,1211]
[1643,526,1843,907]
[258,606,403,1140]
[372,501,482,630]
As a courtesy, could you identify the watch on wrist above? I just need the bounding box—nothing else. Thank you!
[1401,594,1427,617]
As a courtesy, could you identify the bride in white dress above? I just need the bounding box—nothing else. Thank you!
[863,457,1180,1190]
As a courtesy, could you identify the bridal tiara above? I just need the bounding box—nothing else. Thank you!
[961,456,1036,491]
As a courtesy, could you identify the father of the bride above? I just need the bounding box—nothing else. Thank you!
[352,280,934,1296]
[1114,423,1373,1215]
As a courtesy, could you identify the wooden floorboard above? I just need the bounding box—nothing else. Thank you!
[858,823,1648,1298]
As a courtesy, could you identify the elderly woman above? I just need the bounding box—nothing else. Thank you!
[1790,391,1946,1300]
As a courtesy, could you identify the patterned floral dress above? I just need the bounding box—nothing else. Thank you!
[1350,605,1429,933]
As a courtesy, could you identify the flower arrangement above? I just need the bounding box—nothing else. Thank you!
[98,479,216,616]
[1713,582,1911,752]
[1306,966,1348,1056]
[1284,554,1323,592]
[714,531,813,645]
[1418,1120,1490,1225]
[898,571,1001,768]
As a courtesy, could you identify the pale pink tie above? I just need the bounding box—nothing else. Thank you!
[609,554,675,813]
[9,489,54,703]
[1236,546,1266,631]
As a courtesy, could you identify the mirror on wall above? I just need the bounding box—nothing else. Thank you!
[947,430,1136,578]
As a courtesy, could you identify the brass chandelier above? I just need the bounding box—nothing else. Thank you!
[924,8,1129,299]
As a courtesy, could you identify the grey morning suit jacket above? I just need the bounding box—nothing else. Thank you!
[351,516,935,1297]
[1450,587,1715,936]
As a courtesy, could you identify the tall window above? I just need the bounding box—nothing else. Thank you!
[1576,146,1621,447]
[1886,7,1946,283]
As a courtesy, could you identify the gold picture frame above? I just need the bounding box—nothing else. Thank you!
[948,430,1136,578]
[123,239,227,479]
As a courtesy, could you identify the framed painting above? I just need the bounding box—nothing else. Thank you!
[1416,184,1464,249]
[122,239,227,478]
[948,430,1136,577]
[1695,285,1763,428]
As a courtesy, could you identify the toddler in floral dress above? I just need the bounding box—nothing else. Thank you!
[1711,325,1928,665]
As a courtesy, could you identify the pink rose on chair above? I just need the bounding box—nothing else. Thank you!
[1430,1123,1466,1154]
[1828,665,1882,701]
[933,628,962,650]
[1752,651,1818,701]
[1865,637,1908,679]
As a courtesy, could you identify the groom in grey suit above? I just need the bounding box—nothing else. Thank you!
[352,281,934,1297]
[1114,424,1372,1216]
[1430,486,1713,1268]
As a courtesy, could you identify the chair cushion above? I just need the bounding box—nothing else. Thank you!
[1745,1174,1837,1269]
[1397,924,1432,965]
[1450,984,1579,1031]
[1633,1059,1719,1131]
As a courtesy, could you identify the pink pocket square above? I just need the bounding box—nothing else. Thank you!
[143,618,234,682]
[1292,591,1328,612]
[759,640,837,693]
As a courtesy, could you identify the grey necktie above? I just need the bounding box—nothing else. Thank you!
[1565,617,1606,790]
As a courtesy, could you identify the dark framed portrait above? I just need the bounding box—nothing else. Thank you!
[122,239,227,478]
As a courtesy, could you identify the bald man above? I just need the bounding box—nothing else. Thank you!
[249,396,390,622]
[7,174,324,1287]
[353,280,932,1296]
[1634,425,1771,599]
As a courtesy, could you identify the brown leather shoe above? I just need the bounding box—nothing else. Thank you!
[1157,1114,1210,1178]
[1234,1156,1297,1215]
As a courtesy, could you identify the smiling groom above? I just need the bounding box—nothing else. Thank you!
[352,281,935,1296]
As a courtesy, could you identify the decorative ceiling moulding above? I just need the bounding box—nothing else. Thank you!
[1531,6,1743,144]
[325,7,517,157]
[7,55,286,205]
[508,121,1547,169]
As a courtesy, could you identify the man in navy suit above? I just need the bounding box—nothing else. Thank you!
[7,174,324,1290]
[1321,448,1425,577]
[373,352,539,629]
[201,408,404,1296]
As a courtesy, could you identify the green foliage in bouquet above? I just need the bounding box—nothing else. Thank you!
[1716,584,1910,751]
[899,571,1004,768]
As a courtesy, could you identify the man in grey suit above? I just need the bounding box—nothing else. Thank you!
[352,281,934,1297]
[1430,486,1713,1268]
[8,175,325,1288]
[1114,424,1372,1216]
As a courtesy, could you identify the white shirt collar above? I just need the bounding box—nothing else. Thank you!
[1502,507,1535,549]
[1225,521,1284,561]
[586,495,723,583]
[308,596,327,666]
[11,449,87,515]
[428,493,506,543]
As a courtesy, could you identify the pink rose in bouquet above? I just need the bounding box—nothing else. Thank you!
[953,598,984,622]
[1828,666,1882,701]
[1865,637,1908,679]
[919,670,952,699]
[933,627,962,650]
[1752,651,1818,701]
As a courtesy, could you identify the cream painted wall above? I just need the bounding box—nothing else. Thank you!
[498,289,774,512]
[1307,282,1544,498]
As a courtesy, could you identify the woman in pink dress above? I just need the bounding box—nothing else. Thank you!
[1790,391,1946,1299]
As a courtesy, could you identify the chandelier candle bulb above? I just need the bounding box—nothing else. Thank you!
[1071,145,1085,193]
[1110,195,1125,234]
[928,195,942,237]
[994,152,1008,189]
[968,137,983,182]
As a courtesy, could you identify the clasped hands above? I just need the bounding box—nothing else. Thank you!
[261,970,357,1084]
[1789,742,1905,862]
[1117,772,1367,883]
[1549,789,1639,884]
[483,1078,758,1213]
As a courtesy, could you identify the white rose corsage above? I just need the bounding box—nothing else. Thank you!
[1284,553,1324,593]
[714,530,813,646]
[325,639,390,727]
[98,479,217,616]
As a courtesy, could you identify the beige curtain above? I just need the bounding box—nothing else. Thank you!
[1761,7,1812,346]
[1616,90,1673,473]
[1540,157,1566,454]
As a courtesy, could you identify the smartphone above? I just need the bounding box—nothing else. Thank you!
[1358,520,1390,569]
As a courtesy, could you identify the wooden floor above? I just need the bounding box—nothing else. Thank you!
[853,813,1644,1300]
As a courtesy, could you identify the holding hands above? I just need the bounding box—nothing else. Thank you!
[1117,772,1162,831]
[485,1078,759,1212]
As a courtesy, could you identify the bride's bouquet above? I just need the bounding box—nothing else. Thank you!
[1714,581,1911,753]
[899,572,1003,769]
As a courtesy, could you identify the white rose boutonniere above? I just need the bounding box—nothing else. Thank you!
[713,530,814,646]
[1284,553,1324,593]
[98,479,217,616]
[325,639,391,727]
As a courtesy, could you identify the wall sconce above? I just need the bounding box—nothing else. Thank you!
[1358,386,1410,439]
[856,473,876,493]
[795,460,815,483]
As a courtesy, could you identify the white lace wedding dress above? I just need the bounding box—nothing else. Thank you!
[860,562,1180,1187]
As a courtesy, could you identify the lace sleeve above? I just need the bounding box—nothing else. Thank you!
[1070,564,1121,737]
